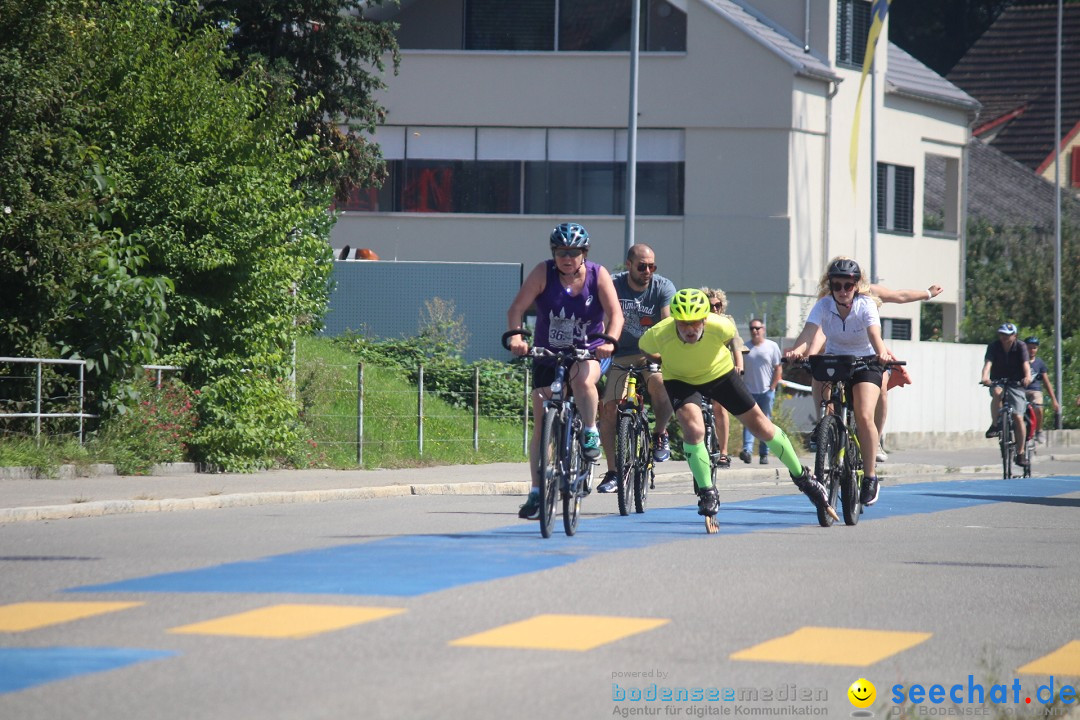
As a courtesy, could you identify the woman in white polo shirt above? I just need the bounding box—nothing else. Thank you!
[784,257,894,507]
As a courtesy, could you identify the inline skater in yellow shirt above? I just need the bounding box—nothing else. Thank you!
[639,289,836,532]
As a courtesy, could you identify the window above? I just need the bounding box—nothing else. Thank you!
[877,163,914,234]
[338,127,685,216]
[923,154,960,237]
[836,0,871,69]
[399,0,686,52]
[881,318,912,341]
[465,0,553,51]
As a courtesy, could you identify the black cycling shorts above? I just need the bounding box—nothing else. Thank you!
[532,360,593,390]
[851,356,884,387]
[664,370,756,417]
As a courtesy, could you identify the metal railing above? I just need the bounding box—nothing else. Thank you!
[0,357,95,442]
[0,359,183,444]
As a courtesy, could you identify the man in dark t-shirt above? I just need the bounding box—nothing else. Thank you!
[979,322,1032,466]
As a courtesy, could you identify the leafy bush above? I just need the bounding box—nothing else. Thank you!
[190,372,300,471]
[95,374,198,475]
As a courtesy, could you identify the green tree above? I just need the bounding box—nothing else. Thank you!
[192,0,401,200]
[0,1,101,359]
[961,220,1080,345]
[1,0,336,469]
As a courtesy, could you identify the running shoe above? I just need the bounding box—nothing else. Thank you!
[653,433,671,462]
[580,428,601,460]
[860,476,880,506]
[597,470,619,493]
[518,491,540,519]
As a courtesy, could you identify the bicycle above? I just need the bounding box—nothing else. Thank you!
[985,379,1034,479]
[798,355,904,527]
[611,360,657,516]
[503,329,616,538]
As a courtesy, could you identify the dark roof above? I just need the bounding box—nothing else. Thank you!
[925,137,1080,230]
[947,1,1080,172]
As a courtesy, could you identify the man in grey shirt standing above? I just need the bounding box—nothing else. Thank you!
[597,244,676,493]
[739,317,783,465]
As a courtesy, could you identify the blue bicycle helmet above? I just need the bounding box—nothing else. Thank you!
[550,222,590,249]
[997,323,1017,335]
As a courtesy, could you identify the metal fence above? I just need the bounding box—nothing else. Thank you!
[0,359,181,444]
[299,361,531,465]
[0,357,94,443]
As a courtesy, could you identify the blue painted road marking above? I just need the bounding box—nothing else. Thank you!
[70,476,1080,598]
[0,647,175,694]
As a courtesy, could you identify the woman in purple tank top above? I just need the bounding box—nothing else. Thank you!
[506,223,623,519]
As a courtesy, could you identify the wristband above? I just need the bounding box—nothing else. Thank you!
[926,288,933,301]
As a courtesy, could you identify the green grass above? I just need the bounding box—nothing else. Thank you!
[0,436,97,475]
[295,336,526,469]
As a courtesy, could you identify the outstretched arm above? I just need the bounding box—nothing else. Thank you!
[871,283,943,304]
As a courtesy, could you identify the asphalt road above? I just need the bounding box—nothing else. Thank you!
[2,465,1080,720]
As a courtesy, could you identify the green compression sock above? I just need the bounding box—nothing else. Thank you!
[764,427,804,477]
[683,441,713,490]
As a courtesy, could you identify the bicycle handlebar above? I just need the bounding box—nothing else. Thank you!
[501,328,619,354]
[983,378,1023,388]
[611,360,661,373]
[782,355,906,370]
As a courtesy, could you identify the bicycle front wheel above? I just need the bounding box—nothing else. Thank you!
[813,415,843,528]
[1000,409,1013,479]
[538,408,561,539]
[840,433,862,526]
[633,418,651,513]
[563,423,583,536]
[565,410,583,535]
[615,413,635,516]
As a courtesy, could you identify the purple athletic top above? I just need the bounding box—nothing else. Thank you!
[532,259,606,354]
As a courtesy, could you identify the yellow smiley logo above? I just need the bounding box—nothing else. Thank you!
[848,678,876,708]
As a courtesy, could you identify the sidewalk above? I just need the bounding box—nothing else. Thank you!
[2,443,1079,523]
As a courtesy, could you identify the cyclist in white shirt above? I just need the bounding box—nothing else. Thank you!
[784,257,894,507]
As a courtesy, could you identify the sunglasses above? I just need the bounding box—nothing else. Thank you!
[553,248,583,258]
[710,303,723,311]
[750,326,764,331]
[830,281,856,292]
[635,262,657,272]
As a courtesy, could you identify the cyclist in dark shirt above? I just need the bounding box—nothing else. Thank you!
[1023,336,1059,443]
[979,323,1032,468]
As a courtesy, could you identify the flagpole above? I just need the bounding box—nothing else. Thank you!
[870,62,878,284]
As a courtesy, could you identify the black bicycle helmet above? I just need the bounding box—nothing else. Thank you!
[550,222,590,249]
[1024,336,1039,345]
[827,258,861,280]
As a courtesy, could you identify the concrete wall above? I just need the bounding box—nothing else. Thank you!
[780,339,991,436]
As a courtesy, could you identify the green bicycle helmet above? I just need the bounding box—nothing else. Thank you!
[669,288,711,322]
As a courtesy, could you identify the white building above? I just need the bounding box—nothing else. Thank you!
[335,0,978,340]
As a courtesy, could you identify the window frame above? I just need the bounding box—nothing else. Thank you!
[876,162,915,235]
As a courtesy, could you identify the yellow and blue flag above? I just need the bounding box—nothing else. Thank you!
[849,0,892,187]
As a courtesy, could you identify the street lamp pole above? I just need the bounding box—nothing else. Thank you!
[624,0,641,257]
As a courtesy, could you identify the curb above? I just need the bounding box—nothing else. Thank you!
[0,461,1015,524]
[0,481,533,524]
